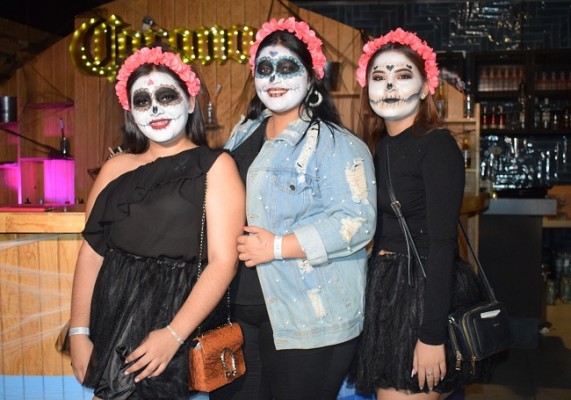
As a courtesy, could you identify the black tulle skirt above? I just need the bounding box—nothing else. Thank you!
[83,248,226,400]
[350,253,491,395]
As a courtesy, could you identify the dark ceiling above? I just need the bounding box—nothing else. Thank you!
[0,1,112,83]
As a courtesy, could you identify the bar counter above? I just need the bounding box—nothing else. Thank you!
[0,205,85,376]
[480,197,557,348]
[0,205,85,233]
[543,217,571,228]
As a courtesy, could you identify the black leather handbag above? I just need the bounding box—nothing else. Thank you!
[447,223,514,373]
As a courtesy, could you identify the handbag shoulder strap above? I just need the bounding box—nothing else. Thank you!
[385,146,426,284]
[196,175,232,335]
[385,144,498,301]
[458,220,497,302]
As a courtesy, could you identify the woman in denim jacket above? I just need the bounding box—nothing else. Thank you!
[209,18,376,400]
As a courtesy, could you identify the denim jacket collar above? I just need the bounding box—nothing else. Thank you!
[227,109,317,149]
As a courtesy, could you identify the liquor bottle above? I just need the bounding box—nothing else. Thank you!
[435,79,447,119]
[564,101,571,129]
[481,105,489,129]
[497,106,506,130]
[489,67,496,91]
[480,67,489,92]
[517,80,527,129]
[550,72,557,90]
[541,98,551,129]
[490,105,498,129]
[533,97,541,129]
[461,137,472,169]
[537,72,547,90]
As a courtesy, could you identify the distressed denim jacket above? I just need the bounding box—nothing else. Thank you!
[225,110,377,350]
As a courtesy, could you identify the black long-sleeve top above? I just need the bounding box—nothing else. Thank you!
[374,126,465,344]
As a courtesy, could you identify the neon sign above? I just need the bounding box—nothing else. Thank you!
[69,14,256,79]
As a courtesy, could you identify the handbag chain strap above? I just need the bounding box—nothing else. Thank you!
[385,146,497,301]
[196,175,232,336]
[385,146,426,285]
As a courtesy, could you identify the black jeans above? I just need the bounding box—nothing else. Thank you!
[209,304,358,400]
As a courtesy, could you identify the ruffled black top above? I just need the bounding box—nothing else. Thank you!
[83,147,222,261]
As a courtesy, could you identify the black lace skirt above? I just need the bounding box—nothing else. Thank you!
[350,253,490,395]
[83,248,226,400]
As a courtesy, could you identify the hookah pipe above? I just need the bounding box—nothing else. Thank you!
[59,118,71,158]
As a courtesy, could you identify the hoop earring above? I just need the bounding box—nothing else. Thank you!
[308,90,323,107]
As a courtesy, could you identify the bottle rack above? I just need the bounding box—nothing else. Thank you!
[471,49,571,136]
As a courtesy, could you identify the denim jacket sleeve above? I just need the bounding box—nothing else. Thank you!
[293,123,376,266]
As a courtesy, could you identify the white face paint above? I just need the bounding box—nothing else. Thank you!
[367,50,424,121]
[254,45,310,114]
[130,71,192,144]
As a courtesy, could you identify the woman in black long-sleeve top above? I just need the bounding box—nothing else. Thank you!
[351,28,465,400]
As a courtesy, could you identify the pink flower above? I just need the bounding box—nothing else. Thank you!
[355,28,440,95]
[115,47,201,111]
[249,17,326,79]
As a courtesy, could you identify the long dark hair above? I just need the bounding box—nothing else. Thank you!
[244,30,341,126]
[120,44,207,153]
[360,43,442,151]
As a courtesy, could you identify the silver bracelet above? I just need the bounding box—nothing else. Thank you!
[166,324,184,345]
[274,235,283,260]
[68,327,90,336]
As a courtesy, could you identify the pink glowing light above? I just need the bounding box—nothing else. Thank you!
[43,159,75,204]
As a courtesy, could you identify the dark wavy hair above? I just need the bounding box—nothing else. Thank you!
[243,30,341,127]
[119,44,207,154]
[360,42,442,151]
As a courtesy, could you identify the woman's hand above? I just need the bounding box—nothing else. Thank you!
[237,226,275,267]
[124,327,181,382]
[412,339,446,391]
[70,335,94,384]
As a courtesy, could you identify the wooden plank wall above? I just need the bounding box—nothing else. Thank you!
[0,233,81,375]
[0,0,365,205]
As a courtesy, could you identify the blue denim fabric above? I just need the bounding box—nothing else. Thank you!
[225,111,377,350]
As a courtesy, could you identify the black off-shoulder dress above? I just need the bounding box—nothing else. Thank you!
[81,147,226,400]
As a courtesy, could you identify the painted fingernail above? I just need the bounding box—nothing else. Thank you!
[124,370,129,375]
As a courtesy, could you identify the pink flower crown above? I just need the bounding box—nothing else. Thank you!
[356,28,439,95]
[115,47,201,111]
[249,17,326,80]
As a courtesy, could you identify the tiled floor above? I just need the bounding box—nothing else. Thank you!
[464,301,571,399]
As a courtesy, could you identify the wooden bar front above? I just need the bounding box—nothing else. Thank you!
[0,206,85,376]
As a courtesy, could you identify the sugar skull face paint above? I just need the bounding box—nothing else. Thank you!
[368,50,424,121]
[255,45,310,114]
[130,71,193,143]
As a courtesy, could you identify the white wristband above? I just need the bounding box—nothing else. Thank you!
[274,235,283,260]
[166,324,184,345]
[68,327,90,336]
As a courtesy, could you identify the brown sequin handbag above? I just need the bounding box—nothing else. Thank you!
[188,321,246,392]
[188,179,246,392]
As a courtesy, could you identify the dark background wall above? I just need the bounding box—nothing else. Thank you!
[294,1,571,81]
